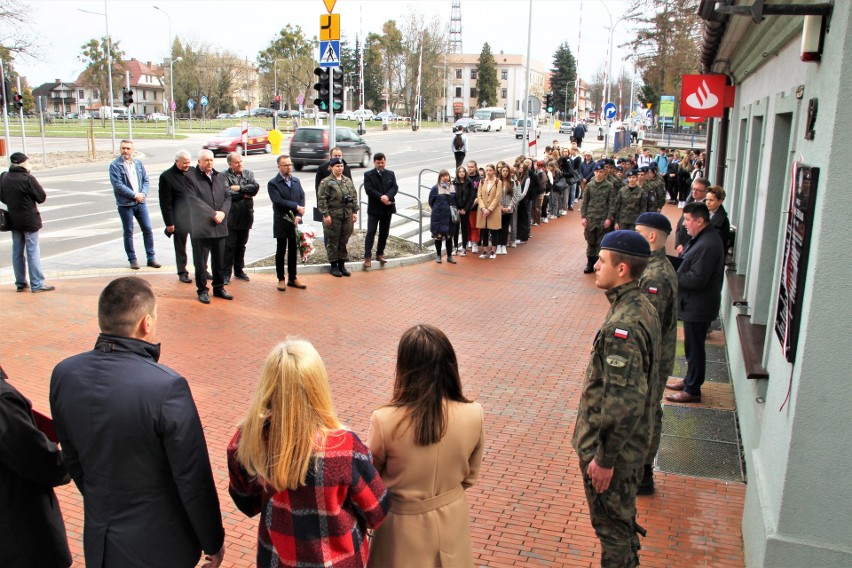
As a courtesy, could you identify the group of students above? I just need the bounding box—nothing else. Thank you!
[428,141,588,263]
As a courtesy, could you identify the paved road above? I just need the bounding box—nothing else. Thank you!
[1,125,595,281]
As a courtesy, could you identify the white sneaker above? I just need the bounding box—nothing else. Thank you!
[489,253,496,259]
[511,243,517,248]
[514,239,521,244]
[543,217,549,223]
[472,244,479,253]
[559,209,568,215]
[678,201,685,208]
[459,249,466,257]
[479,253,489,259]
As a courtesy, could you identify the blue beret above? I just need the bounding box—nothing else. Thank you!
[639,166,650,173]
[626,169,638,176]
[328,157,343,166]
[594,162,606,171]
[600,230,651,257]
[648,163,658,171]
[636,212,672,234]
[616,166,624,172]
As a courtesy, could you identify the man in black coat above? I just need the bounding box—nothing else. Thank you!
[572,122,586,148]
[362,152,398,267]
[49,277,226,568]
[158,149,194,283]
[268,155,307,291]
[314,146,352,192]
[675,177,709,253]
[666,202,725,403]
[1,365,72,568]
[186,150,232,304]
[223,152,260,283]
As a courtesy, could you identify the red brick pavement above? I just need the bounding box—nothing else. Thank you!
[1,203,744,567]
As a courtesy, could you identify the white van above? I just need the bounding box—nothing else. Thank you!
[101,106,128,119]
[473,107,507,131]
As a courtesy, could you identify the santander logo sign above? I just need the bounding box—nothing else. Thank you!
[680,74,728,118]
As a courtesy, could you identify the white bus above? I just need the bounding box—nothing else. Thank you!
[472,107,507,131]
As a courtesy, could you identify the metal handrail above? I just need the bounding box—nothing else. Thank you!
[357,181,425,251]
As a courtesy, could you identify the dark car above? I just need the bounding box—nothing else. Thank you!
[289,126,371,171]
[453,118,478,133]
[203,126,272,156]
[251,107,275,117]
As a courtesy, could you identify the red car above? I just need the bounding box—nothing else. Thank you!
[203,126,272,156]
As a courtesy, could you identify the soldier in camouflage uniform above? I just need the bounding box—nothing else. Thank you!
[635,213,679,495]
[573,230,661,568]
[606,160,623,192]
[317,158,359,277]
[613,170,653,231]
[645,164,667,211]
[581,163,615,274]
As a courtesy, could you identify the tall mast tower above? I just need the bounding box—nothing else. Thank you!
[449,0,462,54]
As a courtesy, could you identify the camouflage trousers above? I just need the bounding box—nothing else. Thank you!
[325,216,353,263]
[646,371,668,466]
[584,222,609,258]
[581,461,646,567]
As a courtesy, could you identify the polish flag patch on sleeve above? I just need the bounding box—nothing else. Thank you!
[614,328,629,339]
[648,287,658,294]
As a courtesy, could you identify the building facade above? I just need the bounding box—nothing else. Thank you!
[32,80,78,115]
[699,1,852,565]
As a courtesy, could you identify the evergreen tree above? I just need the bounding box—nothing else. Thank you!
[476,42,498,108]
[550,42,578,120]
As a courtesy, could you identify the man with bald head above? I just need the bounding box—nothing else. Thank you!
[159,149,195,283]
[186,150,232,304]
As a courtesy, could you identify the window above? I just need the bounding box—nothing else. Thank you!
[54,103,59,112]
[142,90,147,101]
[470,87,477,98]
[470,68,477,80]
[501,88,507,99]
[94,89,100,99]
[78,89,85,99]
[455,68,462,79]
[501,69,508,80]
[455,86,462,98]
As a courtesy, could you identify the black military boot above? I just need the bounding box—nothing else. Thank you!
[330,261,343,277]
[583,256,595,274]
[637,464,655,495]
[338,260,351,277]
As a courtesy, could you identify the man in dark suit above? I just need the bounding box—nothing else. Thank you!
[223,152,260,283]
[675,177,709,254]
[158,149,194,283]
[49,277,226,568]
[186,150,232,304]
[666,202,725,403]
[268,155,307,291]
[362,152,398,267]
[1,364,72,568]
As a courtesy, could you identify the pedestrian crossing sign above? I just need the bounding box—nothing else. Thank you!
[319,40,341,68]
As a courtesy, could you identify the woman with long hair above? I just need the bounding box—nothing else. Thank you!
[429,169,458,264]
[496,164,516,255]
[676,152,693,207]
[453,165,475,257]
[228,340,389,568]
[475,164,502,258]
[514,159,532,245]
[367,325,484,567]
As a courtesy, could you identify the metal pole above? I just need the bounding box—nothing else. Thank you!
[16,76,25,154]
[0,59,9,156]
[575,0,583,122]
[520,0,533,156]
[604,13,614,155]
[154,6,175,138]
[126,70,132,140]
[105,1,116,153]
[38,96,46,166]
[329,70,335,149]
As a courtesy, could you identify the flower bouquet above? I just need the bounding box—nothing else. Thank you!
[285,212,316,263]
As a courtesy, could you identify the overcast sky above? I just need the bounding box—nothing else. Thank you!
[17,0,636,87]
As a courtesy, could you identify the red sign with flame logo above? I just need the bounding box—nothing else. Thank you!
[680,75,727,118]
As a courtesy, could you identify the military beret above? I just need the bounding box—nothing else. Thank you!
[648,163,658,171]
[616,166,624,172]
[328,157,343,166]
[626,169,639,176]
[636,212,672,234]
[600,230,651,257]
[606,158,616,166]
[594,162,606,171]
[639,166,649,173]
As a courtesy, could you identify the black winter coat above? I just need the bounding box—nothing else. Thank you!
[429,185,457,235]
[677,226,725,322]
[0,166,46,232]
[50,335,225,568]
[186,166,231,239]
[363,167,398,217]
[158,164,193,233]
[224,167,260,230]
[454,178,476,212]
[0,368,72,568]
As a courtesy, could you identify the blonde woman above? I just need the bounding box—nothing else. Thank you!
[228,340,389,568]
[475,164,502,258]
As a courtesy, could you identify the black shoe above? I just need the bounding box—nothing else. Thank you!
[339,260,351,277]
[147,260,162,268]
[234,272,250,282]
[568,205,574,211]
[31,285,55,293]
[213,289,234,300]
[206,272,213,280]
[330,263,343,277]
[179,274,193,284]
[130,261,140,270]
[637,465,655,496]
[583,256,595,274]
[15,283,28,292]
[197,292,211,304]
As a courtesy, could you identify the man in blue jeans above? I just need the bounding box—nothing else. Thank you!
[108,140,160,270]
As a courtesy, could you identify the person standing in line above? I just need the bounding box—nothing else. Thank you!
[613,170,653,231]
[634,213,679,495]
[108,139,160,270]
[228,340,389,568]
[268,155,307,291]
[674,178,709,254]
[572,231,661,568]
[367,325,484,567]
[314,146,353,193]
[579,151,596,200]
[186,149,232,304]
[223,152,259,283]
[429,169,458,264]
[453,165,476,257]
[705,185,731,252]
[363,152,398,268]
[572,121,586,148]
[49,277,226,568]
[465,161,481,253]
[318,158,358,277]
[451,126,468,169]
[475,164,502,259]
[159,149,195,284]
[580,163,615,274]
[0,364,72,568]
[666,202,725,404]
[0,152,55,292]
[512,159,532,246]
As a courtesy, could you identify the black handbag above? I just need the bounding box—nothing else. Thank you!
[0,207,10,231]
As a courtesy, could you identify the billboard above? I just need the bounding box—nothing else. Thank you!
[659,95,675,118]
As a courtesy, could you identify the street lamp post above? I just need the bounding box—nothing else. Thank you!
[600,2,637,154]
[79,2,116,153]
[153,5,178,138]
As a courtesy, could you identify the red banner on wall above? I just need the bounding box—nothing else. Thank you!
[680,74,728,118]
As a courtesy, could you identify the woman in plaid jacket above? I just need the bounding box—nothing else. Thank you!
[228,340,389,567]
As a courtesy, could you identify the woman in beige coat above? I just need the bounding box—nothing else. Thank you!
[367,325,485,567]
[475,164,502,258]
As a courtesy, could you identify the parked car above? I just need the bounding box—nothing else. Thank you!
[289,126,371,171]
[373,111,398,121]
[251,107,275,117]
[216,112,233,119]
[148,112,170,122]
[453,118,478,133]
[351,109,375,121]
[203,126,272,156]
[232,110,250,118]
[514,118,540,139]
[336,110,355,120]
[558,121,574,134]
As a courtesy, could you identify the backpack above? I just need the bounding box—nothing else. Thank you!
[454,134,464,150]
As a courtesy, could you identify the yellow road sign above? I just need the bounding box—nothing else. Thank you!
[323,0,337,13]
[320,14,340,41]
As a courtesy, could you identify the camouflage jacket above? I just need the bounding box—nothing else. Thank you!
[613,184,653,226]
[648,176,667,210]
[638,248,678,378]
[581,178,615,223]
[572,280,661,469]
[607,174,623,193]
[317,175,358,218]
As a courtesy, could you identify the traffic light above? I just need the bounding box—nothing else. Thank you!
[545,93,554,114]
[272,95,281,111]
[122,88,134,107]
[313,67,331,112]
[330,68,343,113]
[13,91,23,110]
